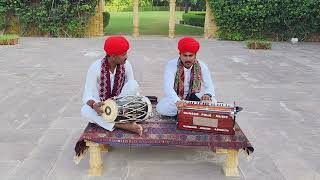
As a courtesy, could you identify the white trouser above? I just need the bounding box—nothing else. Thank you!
[81,80,139,131]
[156,96,178,117]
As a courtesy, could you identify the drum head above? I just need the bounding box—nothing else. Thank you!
[101,99,118,123]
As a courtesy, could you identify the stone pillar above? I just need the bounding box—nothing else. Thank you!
[132,0,139,37]
[168,0,176,38]
[204,0,217,39]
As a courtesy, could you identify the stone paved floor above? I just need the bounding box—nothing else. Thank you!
[0,37,319,180]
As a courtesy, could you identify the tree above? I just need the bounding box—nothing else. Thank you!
[184,0,189,13]
[177,0,203,13]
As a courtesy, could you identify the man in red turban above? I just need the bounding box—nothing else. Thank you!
[81,36,142,136]
[157,37,217,116]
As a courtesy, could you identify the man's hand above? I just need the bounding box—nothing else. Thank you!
[201,94,212,101]
[176,101,184,108]
[93,102,105,116]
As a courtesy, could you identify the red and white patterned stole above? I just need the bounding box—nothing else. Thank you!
[99,57,125,101]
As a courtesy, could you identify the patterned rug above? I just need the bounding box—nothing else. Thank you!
[75,110,254,157]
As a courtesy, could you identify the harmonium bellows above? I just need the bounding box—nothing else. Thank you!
[177,101,243,135]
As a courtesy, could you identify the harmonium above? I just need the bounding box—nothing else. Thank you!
[177,101,243,135]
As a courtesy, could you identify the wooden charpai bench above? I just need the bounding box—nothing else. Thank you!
[74,114,254,177]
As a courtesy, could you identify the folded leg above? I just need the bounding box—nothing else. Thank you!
[81,105,115,131]
[156,97,178,116]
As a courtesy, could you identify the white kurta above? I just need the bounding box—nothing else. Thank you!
[156,58,217,116]
[81,59,139,131]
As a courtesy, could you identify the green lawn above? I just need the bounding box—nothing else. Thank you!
[105,11,204,36]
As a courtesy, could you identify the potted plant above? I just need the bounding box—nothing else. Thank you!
[245,39,272,49]
[290,37,298,44]
[0,34,19,45]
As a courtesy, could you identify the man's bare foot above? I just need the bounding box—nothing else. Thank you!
[115,122,143,136]
[131,122,143,136]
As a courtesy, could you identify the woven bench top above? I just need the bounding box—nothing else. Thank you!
[75,112,254,156]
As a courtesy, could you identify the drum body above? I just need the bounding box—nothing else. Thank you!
[101,95,152,123]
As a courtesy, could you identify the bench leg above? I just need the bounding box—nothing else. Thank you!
[99,144,109,152]
[223,149,239,176]
[86,141,103,176]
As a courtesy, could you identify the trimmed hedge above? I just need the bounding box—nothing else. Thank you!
[246,39,272,49]
[103,12,111,27]
[209,0,320,41]
[182,12,205,27]
[0,4,6,31]
[0,0,98,37]
[0,13,5,32]
[0,34,19,45]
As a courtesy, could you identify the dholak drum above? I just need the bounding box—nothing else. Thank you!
[101,95,152,123]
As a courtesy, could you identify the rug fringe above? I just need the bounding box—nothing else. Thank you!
[73,148,88,164]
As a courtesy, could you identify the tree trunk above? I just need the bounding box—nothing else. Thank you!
[168,0,176,38]
[85,0,104,37]
[132,0,139,37]
[204,0,217,39]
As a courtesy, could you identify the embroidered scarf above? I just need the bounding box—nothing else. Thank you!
[99,57,125,101]
[174,59,202,100]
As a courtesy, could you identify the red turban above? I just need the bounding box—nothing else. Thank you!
[104,36,130,56]
[178,37,200,54]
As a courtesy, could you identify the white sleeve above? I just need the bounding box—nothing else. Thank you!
[124,60,134,82]
[119,61,139,97]
[82,61,101,104]
[163,61,181,103]
[196,62,216,102]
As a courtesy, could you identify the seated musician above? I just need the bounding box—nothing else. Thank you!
[156,37,217,117]
[81,36,143,136]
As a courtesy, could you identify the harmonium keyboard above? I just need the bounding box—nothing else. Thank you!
[177,101,243,135]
